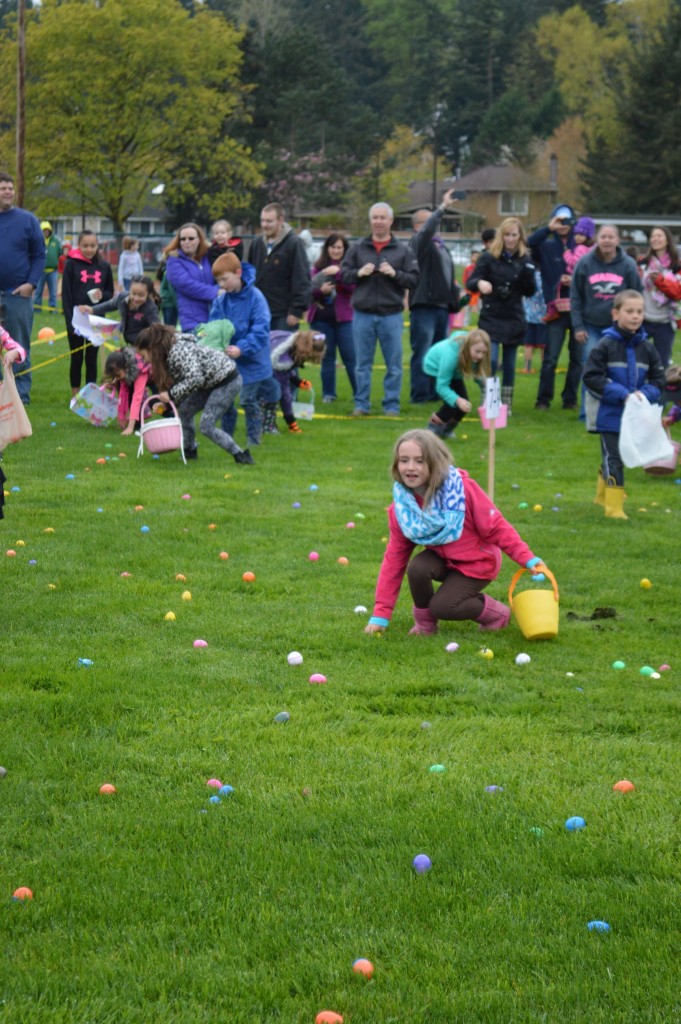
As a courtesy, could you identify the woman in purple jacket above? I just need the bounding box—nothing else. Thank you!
[164,224,218,331]
[308,233,356,403]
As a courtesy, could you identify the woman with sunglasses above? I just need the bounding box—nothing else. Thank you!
[164,223,219,331]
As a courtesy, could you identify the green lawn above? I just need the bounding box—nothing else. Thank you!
[1,318,680,1023]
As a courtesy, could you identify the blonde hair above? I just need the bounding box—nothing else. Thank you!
[459,329,491,377]
[391,430,453,508]
[290,330,326,366]
[613,289,644,310]
[489,217,529,259]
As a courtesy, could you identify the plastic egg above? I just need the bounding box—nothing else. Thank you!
[659,664,671,671]
[287,652,303,666]
[650,672,661,680]
[175,573,187,581]
[15,540,25,547]
[587,920,610,933]
[38,326,56,341]
[99,783,116,795]
[0,766,6,779]
[28,560,37,566]
[308,551,319,561]
[479,647,494,659]
[515,653,531,665]
[412,853,432,874]
[445,642,459,653]
[206,779,222,789]
[140,525,150,534]
[48,584,56,590]
[613,779,635,793]
[309,673,327,684]
[120,571,132,578]
[565,816,586,831]
[420,721,432,730]
[209,795,221,804]
[78,658,93,667]
[346,521,355,529]
[181,493,191,500]
[242,572,255,582]
[292,502,301,508]
[533,504,543,512]
[193,639,208,648]
[6,549,16,557]
[164,612,176,622]
[518,501,529,509]
[12,887,33,901]
[65,473,75,480]
[218,785,234,796]
[208,523,217,531]
[219,552,229,560]
[354,605,368,614]
[309,484,318,491]
[352,958,374,978]
[485,785,503,793]
[640,578,652,589]
[429,764,446,773]
[639,666,654,677]
[316,1013,343,1024]
[43,528,54,533]
[274,711,290,723]
[181,591,192,601]
[611,660,626,670]
[337,556,349,565]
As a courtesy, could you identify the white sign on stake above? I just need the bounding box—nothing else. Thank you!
[484,376,501,421]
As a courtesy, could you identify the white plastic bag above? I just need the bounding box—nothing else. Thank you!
[619,394,673,468]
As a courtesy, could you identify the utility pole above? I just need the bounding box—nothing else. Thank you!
[16,0,26,205]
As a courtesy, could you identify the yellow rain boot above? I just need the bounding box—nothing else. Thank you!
[594,472,606,507]
[604,480,628,519]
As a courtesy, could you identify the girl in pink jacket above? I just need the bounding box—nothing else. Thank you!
[365,430,548,635]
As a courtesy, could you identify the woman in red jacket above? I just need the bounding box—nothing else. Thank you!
[364,430,548,636]
[638,226,681,367]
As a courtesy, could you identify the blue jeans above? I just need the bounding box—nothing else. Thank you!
[0,291,34,404]
[310,318,357,400]
[490,341,519,387]
[34,269,58,310]
[644,320,674,367]
[353,309,404,414]
[409,305,450,403]
[535,311,585,407]
[221,376,281,445]
[580,323,605,418]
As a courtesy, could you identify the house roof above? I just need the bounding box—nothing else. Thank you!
[445,164,553,192]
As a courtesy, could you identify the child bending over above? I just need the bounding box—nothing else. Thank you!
[104,348,152,436]
[365,430,547,635]
[268,330,326,434]
[423,329,490,438]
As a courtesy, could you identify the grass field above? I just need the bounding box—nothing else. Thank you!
[2,316,680,1024]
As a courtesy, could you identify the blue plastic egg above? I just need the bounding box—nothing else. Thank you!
[587,920,610,933]
[565,816,586,831]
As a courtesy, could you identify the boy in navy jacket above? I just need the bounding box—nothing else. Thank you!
[583,290,666,519]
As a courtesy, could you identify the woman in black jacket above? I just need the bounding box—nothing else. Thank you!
[467,218,536,411]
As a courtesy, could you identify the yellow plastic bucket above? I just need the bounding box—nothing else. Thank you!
[508,567,559,640]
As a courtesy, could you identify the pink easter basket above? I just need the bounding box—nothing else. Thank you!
[137,395,186,464]
[478,403,508,430]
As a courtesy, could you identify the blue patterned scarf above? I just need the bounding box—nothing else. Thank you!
[393,466,466,546]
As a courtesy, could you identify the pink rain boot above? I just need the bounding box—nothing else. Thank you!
[477,594,511,631]
[409,606,438,635]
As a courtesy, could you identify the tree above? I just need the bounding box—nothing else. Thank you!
[582,2,681,212]
[0,0,260,229]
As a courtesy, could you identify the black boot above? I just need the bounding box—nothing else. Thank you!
[233,448,254,465]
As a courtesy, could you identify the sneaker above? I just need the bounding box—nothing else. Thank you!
[351,408,370,417]
[288,421,302,433]
[184,447,198,460]
[233,448,254,464]
[246,436,261,447]
[322,395,336,403]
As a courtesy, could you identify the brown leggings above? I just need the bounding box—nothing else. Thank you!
[407,550,491,621]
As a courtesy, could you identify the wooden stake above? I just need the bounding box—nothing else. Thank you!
[488,420,496,502]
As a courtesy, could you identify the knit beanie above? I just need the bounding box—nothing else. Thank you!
[574,217,595,239]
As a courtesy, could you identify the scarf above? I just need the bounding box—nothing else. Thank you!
[646,252,673,307]
[393,465,466,547]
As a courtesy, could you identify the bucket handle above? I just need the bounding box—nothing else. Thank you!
[508,566,559,610]
[139,393,179,428]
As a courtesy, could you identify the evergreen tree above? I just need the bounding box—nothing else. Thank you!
[583,5,681,212]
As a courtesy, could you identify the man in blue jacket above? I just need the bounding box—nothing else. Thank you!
[0,173,45,405]
[528,204,581,411]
